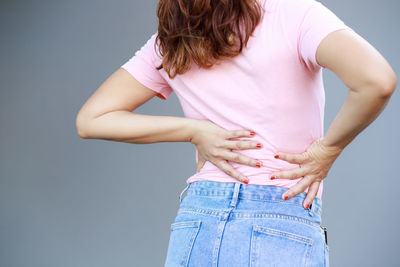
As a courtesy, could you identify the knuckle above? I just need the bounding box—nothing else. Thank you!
[307,175,315,182]
[235,141,242,149]
[305,175,313,181]
[214,141,222,149]
[303,165,312,172]
[233,154,240,162]
[210,148,219,157]
[223,132,232,140]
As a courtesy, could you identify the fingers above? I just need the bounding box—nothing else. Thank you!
[281,175,314,201]
[303,181,320,209]
[215,160,249,184]
[275,151,308,165]
[221,139,263,151]
[270,166,308,180]
[225,129,255,139]
[219,150,262,168]
[211,139,262,168]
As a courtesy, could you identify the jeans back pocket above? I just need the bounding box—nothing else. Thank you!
[164,220,201,267]
[250,224,314,267]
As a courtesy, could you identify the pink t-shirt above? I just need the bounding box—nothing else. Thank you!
[120,0,353,199]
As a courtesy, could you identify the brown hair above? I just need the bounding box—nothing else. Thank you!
[155,0,264,79]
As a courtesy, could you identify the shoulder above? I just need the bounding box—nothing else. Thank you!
[271,0,337,31]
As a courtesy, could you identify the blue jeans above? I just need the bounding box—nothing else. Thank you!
[164,181,329,267]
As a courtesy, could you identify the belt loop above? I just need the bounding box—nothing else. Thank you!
[230,183,241,208]
[179,183,190,203]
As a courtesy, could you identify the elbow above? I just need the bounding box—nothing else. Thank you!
[77,128,89,139]
[376,69,397,97]
[386,72,397,96]
[75,114,91,139]
[358,71,398,98]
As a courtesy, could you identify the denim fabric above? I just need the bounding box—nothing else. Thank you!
[164,181,329,267]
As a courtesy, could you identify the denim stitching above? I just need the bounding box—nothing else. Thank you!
[184,194,322,217]
[183,221,201,267]
[177,207,321,229]
[186,190,322,215]
[253,224,314,245]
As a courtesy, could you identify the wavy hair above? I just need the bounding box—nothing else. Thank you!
[155,0,264,79]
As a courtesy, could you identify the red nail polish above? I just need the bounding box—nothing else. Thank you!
[274,155,279,159]
[256,162,261,168]
[256,143,262,148]
[243,179,249,184]
[250,131,255,136]
[270,176,276,180]
[284,195,288,200]
[305,203,310,209]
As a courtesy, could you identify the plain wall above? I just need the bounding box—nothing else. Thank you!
[0,0,399,266]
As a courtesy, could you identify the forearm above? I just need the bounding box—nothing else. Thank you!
[322,85,394,150]
[77,110,198,144]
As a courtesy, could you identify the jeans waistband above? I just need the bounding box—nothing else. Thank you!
[180,180,322,219]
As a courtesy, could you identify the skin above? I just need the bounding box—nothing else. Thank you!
[76,28,396,210]
[269,29,397,207]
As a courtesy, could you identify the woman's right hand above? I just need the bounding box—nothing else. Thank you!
[189,119,263,184]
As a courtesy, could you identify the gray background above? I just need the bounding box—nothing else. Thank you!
[0,0,398,266]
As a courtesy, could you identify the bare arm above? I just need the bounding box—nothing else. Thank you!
[316,29,397,150]
[75,67,261,184]
[76,68,197,143]
[270,28,397,206]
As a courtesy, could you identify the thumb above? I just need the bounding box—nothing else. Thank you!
[197,157,206,173]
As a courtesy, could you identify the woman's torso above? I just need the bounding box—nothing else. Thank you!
[143,0,351,199]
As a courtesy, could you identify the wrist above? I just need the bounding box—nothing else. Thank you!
[186,118,202,144]
[319,137,345,155]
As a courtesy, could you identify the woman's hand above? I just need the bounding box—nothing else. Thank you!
[190,119,263,184]
[270,138,344,209]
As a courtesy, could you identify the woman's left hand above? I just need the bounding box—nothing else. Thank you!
[269,138,344,209]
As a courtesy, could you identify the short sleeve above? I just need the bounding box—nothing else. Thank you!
[298,0,353,71]
[120,32,173,100]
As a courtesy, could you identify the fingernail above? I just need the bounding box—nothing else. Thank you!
[305,203,310,209]
[256,162,262,168]
[256,143,262,148]
[243,178,249,184]
[270,176,276,180]
[250,131,255,136]
[274,154,279,159]
[283,195,288,200]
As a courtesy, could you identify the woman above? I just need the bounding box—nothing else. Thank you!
[75,0,396,266]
